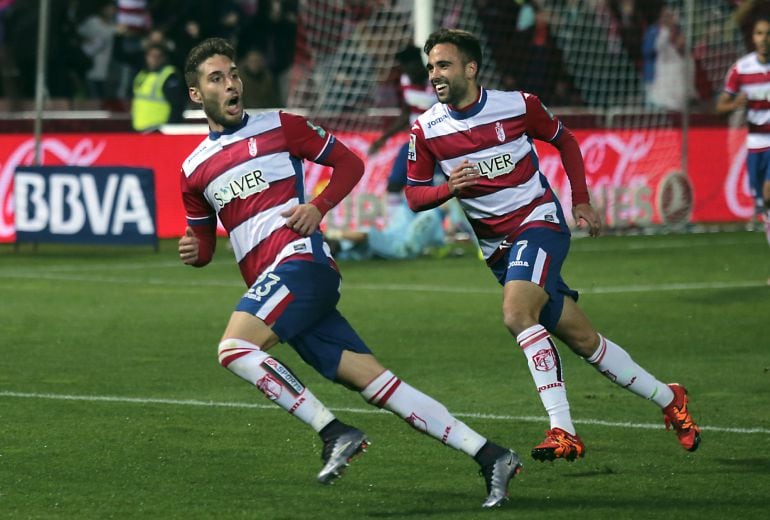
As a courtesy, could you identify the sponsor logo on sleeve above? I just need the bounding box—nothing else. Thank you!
[407,134,417,161]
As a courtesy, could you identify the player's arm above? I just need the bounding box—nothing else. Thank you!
[716,66,748,115]
[715,91,747,115]
[524,93,601,236]
[404,124,456,211]
[280,112,364,236]
[179,172,217,267]
[370,105,410,154]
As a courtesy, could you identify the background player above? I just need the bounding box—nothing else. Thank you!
[370,45,438,215]
[716,15,770,248]
[404,28,701,462]
[177,37,520,508]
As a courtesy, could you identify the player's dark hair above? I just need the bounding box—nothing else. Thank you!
[754,14,770,30]
[184,37,236,88]
[423,28,483,77]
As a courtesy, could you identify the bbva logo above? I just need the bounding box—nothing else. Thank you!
[14,167,156,237]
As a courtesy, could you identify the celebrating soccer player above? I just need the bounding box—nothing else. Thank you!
[177,37,521,508]
[404,28,701,462]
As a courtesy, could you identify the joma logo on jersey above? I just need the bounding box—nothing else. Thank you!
[213,169,268,207]
[426,115,448,128]
[477,153,515,179]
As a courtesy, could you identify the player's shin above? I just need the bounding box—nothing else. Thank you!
[360,370,486,456]
[585,335,674,408]
[218,338,335,431]
[517,325,575,434]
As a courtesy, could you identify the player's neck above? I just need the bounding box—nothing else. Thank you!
[449,85,481,112]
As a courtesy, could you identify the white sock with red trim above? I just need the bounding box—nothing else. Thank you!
[361,370,487,456]
[517,325,575,434]
[218,338,335,432]
[586,335,674,408]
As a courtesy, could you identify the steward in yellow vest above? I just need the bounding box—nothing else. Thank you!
[132,44,185,132]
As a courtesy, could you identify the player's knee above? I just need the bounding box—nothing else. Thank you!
[217,338,262,368]
[502,307,539,336]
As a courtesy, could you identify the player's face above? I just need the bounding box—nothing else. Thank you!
[753,20,770,61]
[189,54,243,132]
[426,42,478,107]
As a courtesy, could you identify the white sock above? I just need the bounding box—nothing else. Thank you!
[517,325,575,434]
[218,339,335,432]
[361,370,486,456]
[586,335,674,408]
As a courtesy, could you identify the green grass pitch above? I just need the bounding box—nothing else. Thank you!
[1,230,768,519]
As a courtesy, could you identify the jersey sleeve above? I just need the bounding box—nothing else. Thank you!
[179,169,217,266]
[406,123,435,186]
[280,111,336,162]
[523,93,561,142]
[279,111,363,215]
[522,93,590,206]
[180,169,216,226]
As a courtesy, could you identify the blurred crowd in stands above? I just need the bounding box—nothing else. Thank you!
[0,0,767,116]
[0,0,297,113]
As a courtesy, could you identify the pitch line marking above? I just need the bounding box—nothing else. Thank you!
[1,390,767,436]
[0,270,766,295]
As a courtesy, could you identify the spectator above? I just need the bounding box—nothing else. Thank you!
[644,5,698,111]
[114,0,152,99]
[131,42,184,131]
[78,0,119,101]
[238,47,280,108]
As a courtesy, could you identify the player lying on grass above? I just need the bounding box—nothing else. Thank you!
[177,37,520,508]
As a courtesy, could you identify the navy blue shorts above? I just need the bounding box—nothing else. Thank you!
[489,226,578,331]
[747,148,770,203]
[235,260,372,381]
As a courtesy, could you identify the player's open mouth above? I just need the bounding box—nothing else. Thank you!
[434,83,448,95]
[225,95,241,115]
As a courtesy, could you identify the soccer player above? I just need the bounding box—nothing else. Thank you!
[404,28,701,462]
[716,15,770,247]
[370,45,438,214]
[177,37,520,508]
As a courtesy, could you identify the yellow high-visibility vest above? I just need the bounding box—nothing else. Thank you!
[131,65,176,131]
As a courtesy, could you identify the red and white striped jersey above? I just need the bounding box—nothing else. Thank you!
[180,111,336,286]
[406,88,567,261]
[400,74,437,125]
[724,52,770,150]
[116,0,151,32]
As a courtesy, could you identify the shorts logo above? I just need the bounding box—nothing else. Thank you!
[495,121,505,142]
[248,137,258,157]
[532,348,555,372]
[407,134,417,161]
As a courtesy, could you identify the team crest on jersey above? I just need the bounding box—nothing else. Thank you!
[248,137,257,157]
[495,121,505,142]
[407,133,417,161]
